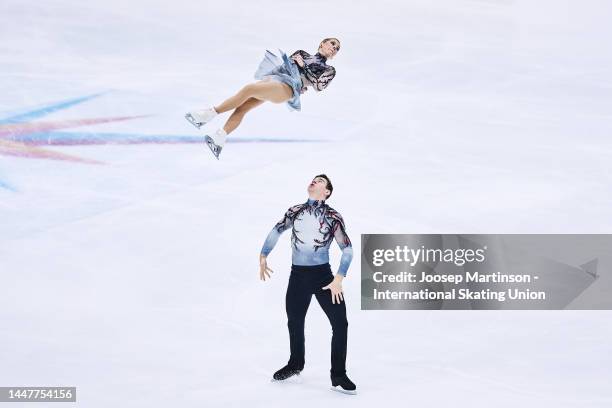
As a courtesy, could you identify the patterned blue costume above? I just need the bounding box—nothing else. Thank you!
[261,198,353,276]
[263,198,353,377]
[254,49,337,111]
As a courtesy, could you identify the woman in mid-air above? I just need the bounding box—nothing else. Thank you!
[185,37,341,159]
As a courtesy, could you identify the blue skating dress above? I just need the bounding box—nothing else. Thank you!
[254,49,336,111]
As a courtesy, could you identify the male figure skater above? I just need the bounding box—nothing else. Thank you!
[259,174,356,394]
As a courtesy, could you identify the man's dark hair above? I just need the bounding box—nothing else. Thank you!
[315,174,333,199]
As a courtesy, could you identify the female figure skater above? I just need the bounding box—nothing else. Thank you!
[185,37,341,159]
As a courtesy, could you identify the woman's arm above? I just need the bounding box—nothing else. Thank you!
[290,50,336,91]
[303,65,336,92]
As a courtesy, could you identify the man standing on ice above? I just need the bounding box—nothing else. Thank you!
[259,174,356,394]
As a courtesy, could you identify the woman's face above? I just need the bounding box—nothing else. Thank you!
[319,39,340,59]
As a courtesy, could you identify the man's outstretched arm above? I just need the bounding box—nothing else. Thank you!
[322,213,353,304]
[259,206,297,280]
[333,214,353,277]
[260,207,296,257]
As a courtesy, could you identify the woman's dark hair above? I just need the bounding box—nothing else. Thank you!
[315,174,333,198]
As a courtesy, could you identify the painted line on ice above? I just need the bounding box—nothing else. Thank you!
[0,179,17,192]
[0,92,107,124]
[0,116,148,138]
[10,131,327,145]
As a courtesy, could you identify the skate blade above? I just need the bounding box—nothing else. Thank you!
[330,386,357,395]
[204,136,221,160]
[184,113,202,129]
[270,375,303,384]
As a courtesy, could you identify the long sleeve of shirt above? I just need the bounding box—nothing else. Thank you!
[260,199,353,277]
[331,213,353,277]
[260,206,297,256]
[290,50,336,92]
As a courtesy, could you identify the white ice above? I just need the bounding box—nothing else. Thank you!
[1,0,611,407]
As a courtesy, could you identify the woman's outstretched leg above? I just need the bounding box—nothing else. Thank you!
[185,81,291,130]
[187,80,292,159]
[203,96,266,159]
[214,81,293,113]
[222,97,265,134]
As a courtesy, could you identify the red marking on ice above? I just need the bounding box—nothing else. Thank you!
[0,140,103,164]
[0,116,148,138]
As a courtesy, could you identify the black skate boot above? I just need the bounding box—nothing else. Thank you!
[330,374,357,395]
[272,364,302,381]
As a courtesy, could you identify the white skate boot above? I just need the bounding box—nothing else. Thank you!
[204,128,227,160]
[185,107,218,129]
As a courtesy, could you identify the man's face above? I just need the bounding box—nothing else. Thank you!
[307,176,330,199]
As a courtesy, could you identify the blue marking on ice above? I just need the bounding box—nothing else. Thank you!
[12,131,327,145]
[0,92,106,124]
[0,178,17,192]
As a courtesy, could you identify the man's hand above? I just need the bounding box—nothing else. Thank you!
[291,54,305,67]
[322,274,344,304]
[259,254,274,281]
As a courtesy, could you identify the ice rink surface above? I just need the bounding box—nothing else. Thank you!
[1,0,611,406]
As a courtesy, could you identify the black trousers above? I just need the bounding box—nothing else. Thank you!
[286,263,348,377]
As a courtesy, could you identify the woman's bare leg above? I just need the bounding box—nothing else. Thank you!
[223,97,265,134]
[214,81,292,113]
